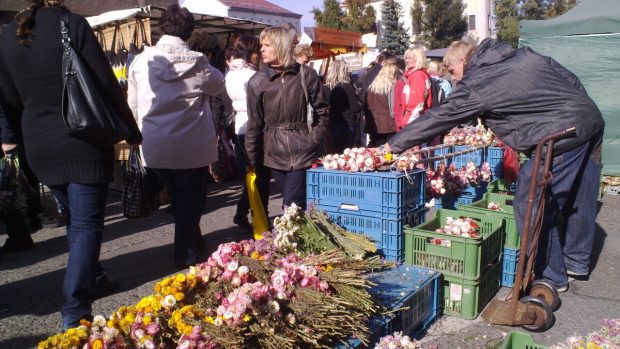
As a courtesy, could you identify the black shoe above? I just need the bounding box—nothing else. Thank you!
[233,214,252,231]
[174,258,197,270]
[0,237,34,254]
[91,277,120,300]
[567,270,590,281]
[29,216,43,232]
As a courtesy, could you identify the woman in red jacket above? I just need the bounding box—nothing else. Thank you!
[398,47,432,130]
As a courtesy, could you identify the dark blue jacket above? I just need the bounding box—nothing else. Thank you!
[389,39,604,155]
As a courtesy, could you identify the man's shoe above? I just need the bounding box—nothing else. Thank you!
[233,214,252,231]
[0,237,34,254]
[556,284,569,293]
[91,277,120,300]
[567,270,589,281]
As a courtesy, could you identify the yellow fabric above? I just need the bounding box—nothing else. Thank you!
[246,171,268,240]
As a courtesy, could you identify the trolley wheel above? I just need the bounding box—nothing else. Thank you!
[529,279,560,311]
[519,296,554,332]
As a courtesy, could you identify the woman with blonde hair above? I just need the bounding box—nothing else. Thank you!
[399,46,432,130]
[325,60,361,152]
[364,63,403,146]
[245,26,329,210]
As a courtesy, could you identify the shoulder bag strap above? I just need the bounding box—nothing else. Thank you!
[60,14,75,59]
[138,18,150,47]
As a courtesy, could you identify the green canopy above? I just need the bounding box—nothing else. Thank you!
[519,0,620,175]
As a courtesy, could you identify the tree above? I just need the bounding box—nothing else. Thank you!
[341,0,376,33]
[312,0,345,30]
[411,0,468,49]
[493,0,579,47]
[545,0,577,17]
[522,0,545,19]
[379,0,411,55]
[494,0,520,47]
[411,0,423,36]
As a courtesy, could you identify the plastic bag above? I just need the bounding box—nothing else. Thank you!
[122,147,162,218]
[246,171,268,240]
[0,154,31,213]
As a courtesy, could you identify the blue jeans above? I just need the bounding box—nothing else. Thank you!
[50,183,108,330]
[271,168,307,210]
[151,167,208,266]
[514,140,600,289]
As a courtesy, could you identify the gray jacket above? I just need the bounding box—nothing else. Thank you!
[389,39,604,155]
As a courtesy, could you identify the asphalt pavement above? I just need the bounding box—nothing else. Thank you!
[1,179,619,349]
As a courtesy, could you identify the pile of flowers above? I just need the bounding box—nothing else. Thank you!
[434,216,481,239]
[487,202,503,211]
[321,147,389,172]
[552,319,620,349]
[443,124,495,146]
[458,161,492,186]
[392,153,420,172]
[375,331,423,349]
[425,162,492,199]
[426,163,466,198]
[39,209,388,349]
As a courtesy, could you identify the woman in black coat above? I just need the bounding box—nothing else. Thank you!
[0,0,141,330]
[245,26,329,210]
[325,60,362,153]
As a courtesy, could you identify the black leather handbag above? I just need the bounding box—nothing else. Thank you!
[60,13,130,146]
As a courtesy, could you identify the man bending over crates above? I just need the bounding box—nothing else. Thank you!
[380,39,604,294]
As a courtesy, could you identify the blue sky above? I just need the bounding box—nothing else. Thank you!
[269,0,323,29]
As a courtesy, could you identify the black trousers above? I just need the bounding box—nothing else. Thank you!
[271,168,307,210]
[234,135,271,217]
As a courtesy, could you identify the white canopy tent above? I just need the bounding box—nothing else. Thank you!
[86,7,151,27]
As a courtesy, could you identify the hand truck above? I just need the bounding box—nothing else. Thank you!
[480,127,576,332]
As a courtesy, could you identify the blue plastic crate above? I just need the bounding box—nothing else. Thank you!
[335,265,441,348]
[320,206,425,261]
[486,146,505,180]
[433,145,452,169]
[307,168,426,216]
[453,145,485,168]
[435,193,477,209]
[461,182,489,199]
[502,247,520,287]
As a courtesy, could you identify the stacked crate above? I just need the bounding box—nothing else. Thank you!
[435,146,505,209]
[403,209,504,319]
[307,167,426,261]
[460,191,520,287]
[336,265,441,348]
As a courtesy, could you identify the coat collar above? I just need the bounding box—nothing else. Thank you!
[266,63,301,81]
[156,35,189,49]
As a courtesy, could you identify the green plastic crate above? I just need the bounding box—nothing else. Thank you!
[443,259,501,319]
[501,331,549,349]
[404,209,504,280]
[486,179,517,195]
[460,192,520,248]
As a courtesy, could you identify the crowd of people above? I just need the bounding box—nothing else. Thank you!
[0,0,603,335]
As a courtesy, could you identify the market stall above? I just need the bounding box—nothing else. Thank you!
[303,27,365,75]
[519,0,620,175]
[85,5,268,164]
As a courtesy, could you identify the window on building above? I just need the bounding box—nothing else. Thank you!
[468,15,476,30]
